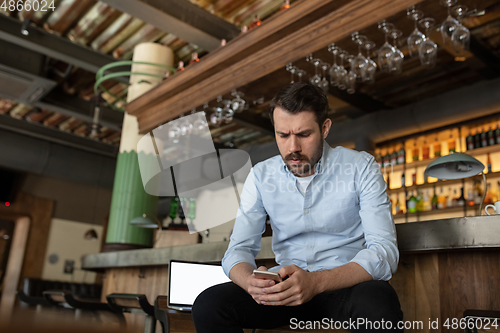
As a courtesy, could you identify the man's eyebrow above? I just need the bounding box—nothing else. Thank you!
[275,129,314,135]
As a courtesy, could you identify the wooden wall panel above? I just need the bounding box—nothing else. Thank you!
[389,254,417,327]
[439,250,500,333]
[415,254,441,333]
[0,192,54,279]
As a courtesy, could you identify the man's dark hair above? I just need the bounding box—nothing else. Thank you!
[269,82,329,130]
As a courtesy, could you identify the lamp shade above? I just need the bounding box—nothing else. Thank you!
[424,152,485,180]
[130,214,160,228]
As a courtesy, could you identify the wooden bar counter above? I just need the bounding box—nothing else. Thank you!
[82,216,500,333]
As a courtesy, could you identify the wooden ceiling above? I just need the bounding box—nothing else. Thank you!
[128,0,500,149]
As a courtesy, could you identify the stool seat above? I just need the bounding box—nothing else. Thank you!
[17,290,52,307]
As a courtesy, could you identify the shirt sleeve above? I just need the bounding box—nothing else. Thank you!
[222,168,268,277]
[349,153,399,281]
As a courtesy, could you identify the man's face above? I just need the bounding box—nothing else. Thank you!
[273,107,331,177]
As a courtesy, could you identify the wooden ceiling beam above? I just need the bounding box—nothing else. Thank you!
[129,0,424,134]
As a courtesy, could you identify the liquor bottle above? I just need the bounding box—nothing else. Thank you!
[375,149,382,168]
[474,180,482,205]
[423,190,432,211]
[401,172,406,188]
[412,171,417,186]
[397,145,405,165]
[416,190,423,212]
[412,142,419,162]
[484,182,494,205]
[188,198,196,222]
[487,153,492,173]
[169,197,179,222]
[488,126,495,146]
[433,137,441,157]
[481,128,488,147]
[457,187,466,207]
[448,133,456,153]
[390,149,397,166]
[431,187,439,210]
[449,188,456,208]
[422,140,430,160]
[437,188,446,209]
[383,149,390,168]
[408,191,417,213]
[395,197,402,214]
[467,184,475,206]
[467,130,474,150]
[178,198,186,224]
[495,124,500,145]
[474,129,481,149]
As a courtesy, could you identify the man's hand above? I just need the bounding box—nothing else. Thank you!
[258,265,319,306]
[246,266,277,304]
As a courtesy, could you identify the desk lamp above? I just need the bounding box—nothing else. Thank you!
[424,152,486,215]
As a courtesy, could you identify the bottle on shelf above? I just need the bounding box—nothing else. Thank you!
[423,190,432,211]
[467,183,475,206]
[495,123,500,145]
[397,144,405,165]
[449,188,457,208]
[416,190,423,212]
[412,141,419,162]
[448,132,456,153]
[422,140,430,160]
[433,136,441,157]
[383,148,390,168]
[412,170,417,186]
[487,153,492,173]
[408,191,417,213]
[488,126,495,146]
[390,148,397,166]
[481,127,488,147]
[375,149,382,169]
[467,129,474,151]
[395,197,403,214]
[169,197,179,223]
[401,172,406,188]
[431,186,439,210]
[437,187,446,209]
[484,182,494,205]
[474,128,481,149]
[474,180,483,205]
[446,187,454,208]
[457,187,466,207]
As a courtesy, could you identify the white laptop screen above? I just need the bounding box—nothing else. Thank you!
[168,260,231,308]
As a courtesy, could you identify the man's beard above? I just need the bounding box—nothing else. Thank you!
[283,138,323,177]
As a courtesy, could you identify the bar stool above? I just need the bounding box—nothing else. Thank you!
[154,296,170,333]
[463,309,500,333]
[17,290,52,310]
[106,293,156,333]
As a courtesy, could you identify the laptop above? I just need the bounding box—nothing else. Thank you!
[168,260,231,311]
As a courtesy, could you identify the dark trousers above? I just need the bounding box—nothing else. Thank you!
[192,280,404,332]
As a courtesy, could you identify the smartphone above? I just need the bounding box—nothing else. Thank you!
[252,270,282,282]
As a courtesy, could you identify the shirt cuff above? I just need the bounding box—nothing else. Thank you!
[350,249,392,281]
[222,250,258,278]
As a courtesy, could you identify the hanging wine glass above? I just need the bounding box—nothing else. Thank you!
[419,17,438,68]
[296,69,307,82]
[362,40,377,84]
[440,0,459,45]
[309,58,322,87]
[319,62,331,93]
[451,5,470,55]
[389,29,404,75]
[345,55,356,94]
[328,43,340,87]
[351,32,368,81]
[193,104,208,135]
[168,120,181,143]
[178,113,193,136]
[210,96,224,127]
[231,90,246,113]
[336,51,348,90]
[407,6,425,57]
[377,20,396,73]
[286,62,297,83]
[222,100,234,123]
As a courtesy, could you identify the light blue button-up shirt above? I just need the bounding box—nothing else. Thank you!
[222,142,399,281]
